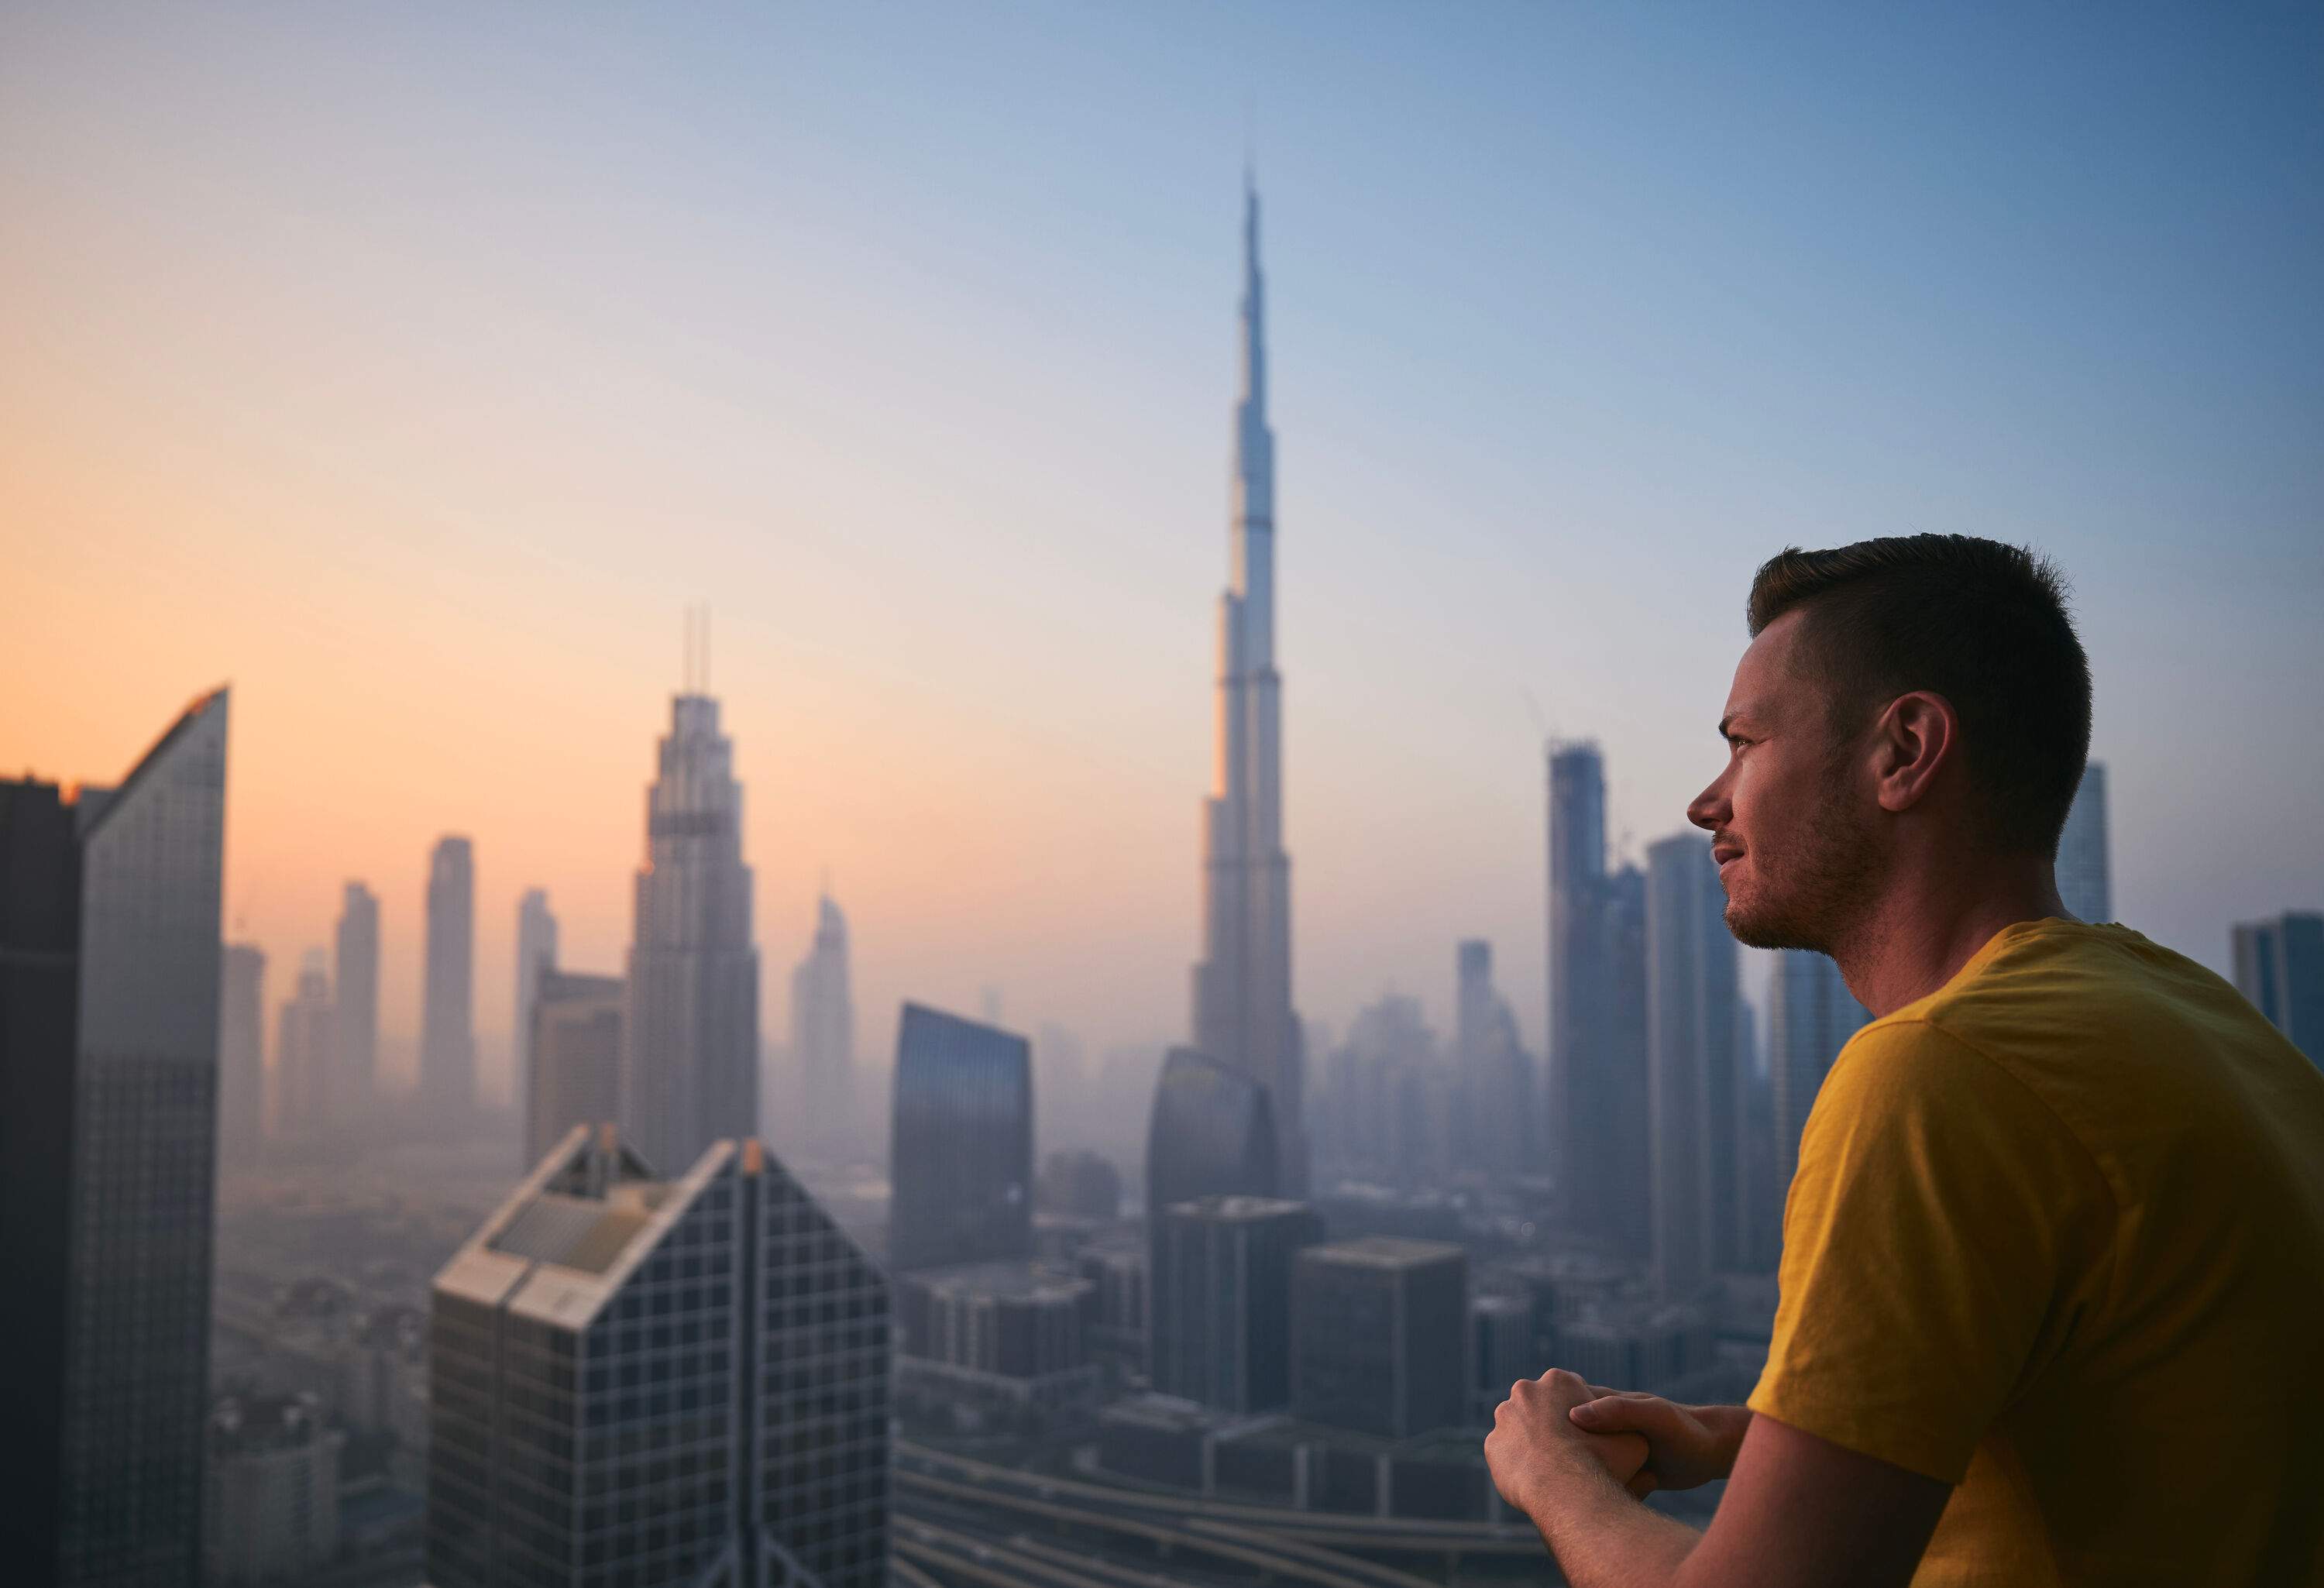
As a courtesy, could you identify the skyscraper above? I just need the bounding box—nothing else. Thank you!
[428,1128,890,1588]
[1548,741,1653,1256]
[218,943,266,1171]
[513,886,557,1097]
[2232,911,2324,1070]
[2058,761,2112,923]
[273,949,335,1137]
[333,882,379,1119]
[524,970,624,1166]
[790,891,857,1143]
[1291,1237,1469,1439]
[1192,177,1308,1196]
[1145,1046,1280,1219]
[1768,949,1871,1183]
[1644,831,1741,1301]
[1454,939,1535,1180]
[624,690,760,1176]
[0,688,229,1588]
[887,1002,1033,1272]
[1152,1194,1323,1414]
[421,836,476,1123]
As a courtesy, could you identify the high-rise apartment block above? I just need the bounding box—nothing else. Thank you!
[1291,1236,1468,1439]
[421,836,476,1122]
[1769,949,1870,1183]
[1192,180,1308,1196]
[525,969,624,1167]
[2057,761,2112,923]
[428,1127,890,1588]
[218,942,267,1170]
[334,881,380,1119]
[0,689,229,1587]
[1644,831,1741,1299]
[1152,1194,1324,1414]
[624,693,760,1176]
[888,1002,1033,1272]
[2233,911,2324,1070]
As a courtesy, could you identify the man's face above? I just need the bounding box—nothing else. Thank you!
[1688,610,1882,953]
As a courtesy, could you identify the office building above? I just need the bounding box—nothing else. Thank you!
[1037,1149,1123,1222]
[0,688,229,1587]
[1292,1237,1469,1439]
[1318,993,1448,1186]
[1152,1194,1323,1414]
[203,1394,342,1586]
[1769,949,1871,1183]
[428,1127,890,1588]
[218,943,266,1170]
[273,949,336,1136]
[624,688,760,1176]
[1547,741,1652,1256]
[421,836,476,1122]
[1645,831,1741,1299]
[524,969,624,1166]
[790,891,858,1145]
[334,881,380,1119]
[1147,1047,1279,1218]
[894,1260,1099,1421]
[889,1002,1033,1272]
[514,886,558,1087]
[1191,179,1308,1196]
[2233,911,2324,1069]
[2057,761,2112,923]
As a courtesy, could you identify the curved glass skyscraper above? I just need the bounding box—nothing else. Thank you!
[887,1002,1033,1273]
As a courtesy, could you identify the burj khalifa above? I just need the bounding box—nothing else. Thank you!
[1191,178,1307,1196]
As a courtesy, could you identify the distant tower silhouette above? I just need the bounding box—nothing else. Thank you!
[623,612,760,1173]
[421,837,476,1122]
[1192,175,1308,1195]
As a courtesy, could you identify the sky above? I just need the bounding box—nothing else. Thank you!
[5,2,2319,1105]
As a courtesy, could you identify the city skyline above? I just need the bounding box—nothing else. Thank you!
[6,8,2315,1087]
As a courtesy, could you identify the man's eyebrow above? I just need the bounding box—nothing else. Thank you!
[1718,713,1758,740]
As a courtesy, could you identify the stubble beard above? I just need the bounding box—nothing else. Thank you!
[1723,776,1884,956]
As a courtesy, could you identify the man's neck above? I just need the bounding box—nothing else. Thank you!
[1831,858,2069,1019]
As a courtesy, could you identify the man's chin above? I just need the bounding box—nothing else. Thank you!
[1724,899,1826,954]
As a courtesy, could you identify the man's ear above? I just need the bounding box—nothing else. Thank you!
[1872,690,1959,815]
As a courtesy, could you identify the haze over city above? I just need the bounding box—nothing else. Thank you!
[7,3,2318,1111]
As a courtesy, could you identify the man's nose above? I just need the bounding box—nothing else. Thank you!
[1687,779,1728,833]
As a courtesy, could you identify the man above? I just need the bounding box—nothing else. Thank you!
[1483,535,2324,1586]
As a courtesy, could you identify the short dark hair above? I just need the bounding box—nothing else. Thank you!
[1747,534,2092,857]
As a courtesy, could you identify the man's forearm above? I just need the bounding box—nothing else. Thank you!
[1517,1454,1702,1588]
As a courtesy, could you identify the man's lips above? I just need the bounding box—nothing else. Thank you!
[1712,844,1744,868]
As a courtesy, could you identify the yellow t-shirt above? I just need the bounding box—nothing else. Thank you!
[1748,919,2324,1586]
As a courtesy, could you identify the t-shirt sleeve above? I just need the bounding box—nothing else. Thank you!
[1747,1020,2109,1483]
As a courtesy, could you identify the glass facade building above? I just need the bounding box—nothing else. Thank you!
[1151,1194,1322,1414]
[217,942,266,1171]
[887,1002,1033,1273]
[428,1128,890,1588]
[0,689,230,1588]
[2233,911,2324,1070]
[2057,761,2112,924]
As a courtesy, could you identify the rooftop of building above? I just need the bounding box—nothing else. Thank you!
[904,1256,1090,1304]
[1302,1234,1466,1271]
[209,1391,332,1455]
[1162,1193,1313,1223]
[433,1124,754,1332]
